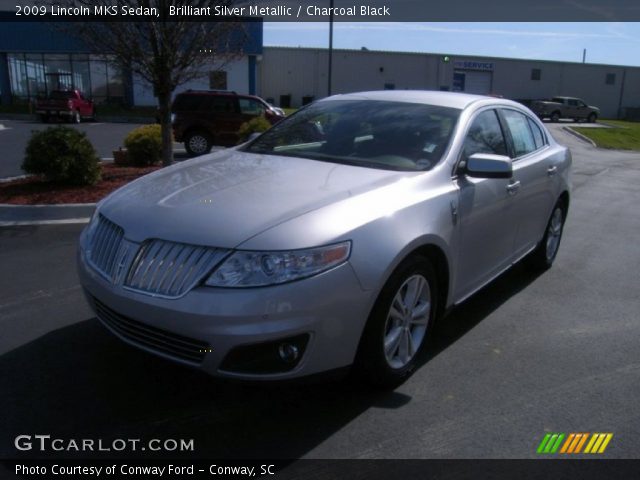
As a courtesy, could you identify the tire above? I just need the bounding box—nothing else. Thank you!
[526,200,567,271]
[587,113,597,123]
[354,255,438,389]
[550,111,561,123]
[184,131,212,157]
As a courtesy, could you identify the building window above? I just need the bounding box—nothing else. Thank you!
[531,68,541,81]
[605,73,616,85]
[209,71,227,90]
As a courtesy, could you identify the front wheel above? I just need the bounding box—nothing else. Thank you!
[526,201,567,271]
[550,112,561,123]
[184,131,212,157]
[587,113,597,123]
[354,256,438,389]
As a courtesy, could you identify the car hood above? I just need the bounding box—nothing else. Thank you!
[99,149,409,248]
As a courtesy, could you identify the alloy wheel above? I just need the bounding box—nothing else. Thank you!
[383,274,431,369]
[545,207,564,262]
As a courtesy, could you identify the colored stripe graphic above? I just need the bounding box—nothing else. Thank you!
[560,433,589,454]
[584,433,613,454]
[539,433,613,454]
[537,433,565,454]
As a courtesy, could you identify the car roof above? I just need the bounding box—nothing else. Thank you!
[321,90,490,110]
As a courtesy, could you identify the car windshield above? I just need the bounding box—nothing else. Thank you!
[244,99,460,171]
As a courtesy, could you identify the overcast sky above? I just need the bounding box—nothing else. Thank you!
[264,22,640,67]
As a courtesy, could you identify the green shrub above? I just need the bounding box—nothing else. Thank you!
[124,124,162,166]
[237,116,272,143]
[22,126,101,186]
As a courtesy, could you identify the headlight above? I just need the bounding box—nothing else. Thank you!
[205,241,351,288]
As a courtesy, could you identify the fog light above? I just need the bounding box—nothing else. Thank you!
[278,343,299,363]
[219,333,310,374]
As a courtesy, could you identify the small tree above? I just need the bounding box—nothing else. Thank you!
[23,126,101,185]
[60,1,246,166]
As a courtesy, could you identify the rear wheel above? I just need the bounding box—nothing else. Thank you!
[184,131,212,157]
[526,200,567,271]
[354,256,438,389]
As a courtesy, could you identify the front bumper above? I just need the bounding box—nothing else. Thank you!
[77,231,372,381]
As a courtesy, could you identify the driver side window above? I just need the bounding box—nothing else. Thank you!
[461,110,507,164]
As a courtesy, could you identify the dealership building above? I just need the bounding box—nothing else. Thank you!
[258,46,640,119]
[1,14,640,119]
[0,13,263,107]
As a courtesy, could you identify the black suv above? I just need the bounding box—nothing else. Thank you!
[171,90,285,156]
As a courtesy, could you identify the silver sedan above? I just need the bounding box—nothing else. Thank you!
[77,91,571,387]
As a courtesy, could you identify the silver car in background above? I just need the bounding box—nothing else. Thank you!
[78,91,571,388]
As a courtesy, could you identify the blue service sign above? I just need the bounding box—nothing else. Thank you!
[453,61,495,71]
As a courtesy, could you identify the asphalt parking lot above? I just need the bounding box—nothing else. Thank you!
[0,118,187,179]
[0,125,639,462]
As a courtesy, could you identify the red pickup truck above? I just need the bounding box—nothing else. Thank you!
[35,90,95,123]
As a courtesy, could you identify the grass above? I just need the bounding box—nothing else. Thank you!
[573,120,640,151]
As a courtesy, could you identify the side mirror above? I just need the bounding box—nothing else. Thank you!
[465,153,512,179]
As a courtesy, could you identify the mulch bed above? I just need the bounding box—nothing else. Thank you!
[0,163,161,205]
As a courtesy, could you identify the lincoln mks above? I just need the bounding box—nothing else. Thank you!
[78,91,571,387]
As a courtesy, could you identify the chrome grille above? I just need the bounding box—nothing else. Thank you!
[125,240,227,298]
[91,296,208,364]
[88,215,124,282]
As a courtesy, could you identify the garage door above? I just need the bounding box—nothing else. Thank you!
[461,71,492,94]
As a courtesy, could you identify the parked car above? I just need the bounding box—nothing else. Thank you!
[171,90,286,156]
[35,89,95,123]
[78,91,571,387]
[530,96,599,123]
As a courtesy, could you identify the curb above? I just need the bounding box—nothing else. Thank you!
[562,127,597,147]
[0,203,96,227]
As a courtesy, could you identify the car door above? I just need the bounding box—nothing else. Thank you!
[498,108,556,258]
[453,108,520,301]
[576,100,589,119]
[566,98,579,119]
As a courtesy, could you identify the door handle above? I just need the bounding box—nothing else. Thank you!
[547,166,558,176]
[506,180,521,195]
